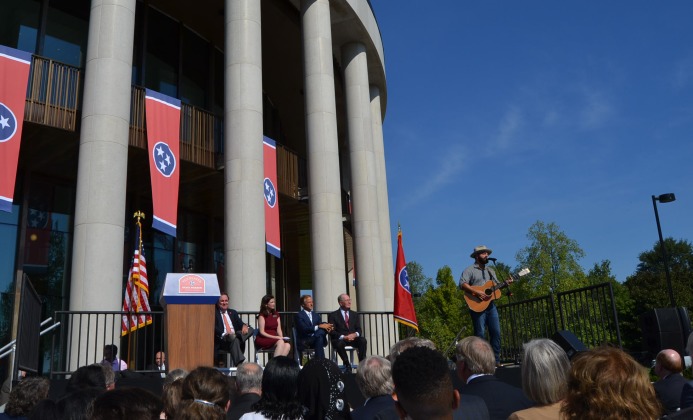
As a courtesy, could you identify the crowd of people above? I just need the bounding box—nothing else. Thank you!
[4,333,693,420]
[3,287,693,419]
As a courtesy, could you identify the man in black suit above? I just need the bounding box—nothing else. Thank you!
[653,348,688,415]
[294,295,333,359]
[227,362,263,420]
[214,292,254,366]
[146,351,166,378]
[455,336,532,420]
[328,293,367,372]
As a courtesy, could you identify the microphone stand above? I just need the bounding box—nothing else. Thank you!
[490,259,514,303]
[444,326,467,363]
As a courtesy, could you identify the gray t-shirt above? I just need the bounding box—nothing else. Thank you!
[460,263,497,287]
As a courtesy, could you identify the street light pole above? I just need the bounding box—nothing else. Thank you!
[651,193,676,308]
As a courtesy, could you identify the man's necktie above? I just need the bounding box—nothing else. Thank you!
[222,312,234,334]
[345,311,349,328]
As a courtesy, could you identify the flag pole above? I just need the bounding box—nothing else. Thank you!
[126,211,145,367]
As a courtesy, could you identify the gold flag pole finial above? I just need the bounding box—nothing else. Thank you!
[133,211,145,223]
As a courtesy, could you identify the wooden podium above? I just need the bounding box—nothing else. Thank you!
[160,273,220,372]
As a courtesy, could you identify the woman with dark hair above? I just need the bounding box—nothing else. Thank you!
[241,356,304,420]
[2,376,50,419]
[255,295,291,357]
[561,346,661,420]
[177,367,230,420]
[89,388,162,420]
[297,358,351,420]
[160,378,185,419]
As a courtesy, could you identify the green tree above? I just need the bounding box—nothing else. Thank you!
[406,261,433,296]
[415,265,471,357]
[625,238,693,310]
[514,221,587,300]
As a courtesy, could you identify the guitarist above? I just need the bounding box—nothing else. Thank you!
[459,245,512,367]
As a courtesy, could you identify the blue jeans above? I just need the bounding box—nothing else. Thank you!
[469,302,501,364]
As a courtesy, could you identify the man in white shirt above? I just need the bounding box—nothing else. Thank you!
[214,293,253,366]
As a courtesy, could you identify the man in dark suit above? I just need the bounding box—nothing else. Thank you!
[352,356,398,420]
[294,295,333,359]
[214,292,254,367]
[146,351,166,378]
[455,336,532,420]
[227,362,263,420]
[653,348,688,415]
[328,293,367,372]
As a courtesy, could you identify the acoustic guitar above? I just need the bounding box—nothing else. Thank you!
[463,268,530,312]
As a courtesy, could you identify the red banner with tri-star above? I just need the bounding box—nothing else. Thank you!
[394,228,418,331]
[145,89,181,237]
[263,136,281,258]
[0,45,32,213]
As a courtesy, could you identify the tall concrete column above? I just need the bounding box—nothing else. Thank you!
[301,0,347,311]
[224,0,266,310]
[68,0,136,370]
[370,85,394,310]
[343,43,382,311]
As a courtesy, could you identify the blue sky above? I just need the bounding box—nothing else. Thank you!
[375,1,693,282]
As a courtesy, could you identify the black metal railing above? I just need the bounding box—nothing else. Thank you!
[48,311,165,378]
[498,282,621,362]
[44,310,396,377]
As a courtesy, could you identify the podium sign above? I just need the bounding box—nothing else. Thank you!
[161,273,220,372]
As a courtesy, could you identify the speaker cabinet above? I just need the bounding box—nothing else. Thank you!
[640,308,687,357]
[551,330,587,359]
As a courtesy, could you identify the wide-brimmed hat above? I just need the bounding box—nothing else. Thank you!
[470,245,493,258]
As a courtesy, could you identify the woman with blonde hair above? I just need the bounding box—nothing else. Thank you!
[561,346,661,419]
[509,338,570,419]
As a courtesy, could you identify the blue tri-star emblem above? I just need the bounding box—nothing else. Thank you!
[28,208,49,229]
[398,267,411,293]
[0,102,18,143]
[153,142,176,177]
[264,178,277,208]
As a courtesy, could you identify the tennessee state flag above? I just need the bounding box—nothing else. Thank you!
[394,227,418,331]
[263,136,281,258]
[0,45,31,213]
[145,89,180,237]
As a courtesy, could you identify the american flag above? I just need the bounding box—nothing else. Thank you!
[122,216,153,335]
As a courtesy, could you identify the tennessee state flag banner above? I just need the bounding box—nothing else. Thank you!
[0,45,31,213]
[263,136,281,258]
[394,226,418,331]
[145,89,180,237]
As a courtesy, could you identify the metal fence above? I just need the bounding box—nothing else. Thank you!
[44,310,397,378]
[498,282,621,362]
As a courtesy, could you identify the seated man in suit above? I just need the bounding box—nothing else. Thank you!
[653,348,687,415]
[328,293,367,372]
[214,292,254,366]
[227,362,263,420]
[455,336,532,420]
[146,351,166,378]
[294,295,333,359]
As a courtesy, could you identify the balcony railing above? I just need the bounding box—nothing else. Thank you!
[24,55,81,131]
[44,310,396,378]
